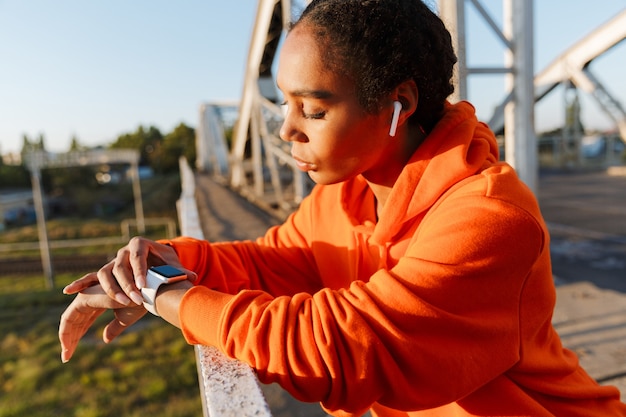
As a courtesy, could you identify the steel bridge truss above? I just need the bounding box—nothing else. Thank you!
[196,0,625,210]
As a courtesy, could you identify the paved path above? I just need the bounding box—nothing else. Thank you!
[538,169,626,395]
[193,168,626,414]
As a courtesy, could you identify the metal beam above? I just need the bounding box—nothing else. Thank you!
[439,0,467,102]
[231,0,290,189]
[439,0,537,193]
[503,0,537,193]
[534,9,626,143]
[488,9,626,145]
[534,9,626,99]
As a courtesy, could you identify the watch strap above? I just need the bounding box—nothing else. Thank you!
[141,272,167,316]
[141,285,162,316]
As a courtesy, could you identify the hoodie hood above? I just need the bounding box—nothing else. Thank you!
[367,101,499,244]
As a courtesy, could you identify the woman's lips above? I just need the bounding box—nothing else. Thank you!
[292,154,316,171]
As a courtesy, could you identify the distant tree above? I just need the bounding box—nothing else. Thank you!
[20,133,46,171]
[49,133,97,190]
[174,122,196,166]
[110,125,163,169]
[155,122,196,173]
[0,163,30,188]
[224,126,234,149]
[36,133,46,151]
[20,134,34,157]
[20,133,47,152]
[69,135,83,151]
[48,165,99,192]
[111,129,144,150]
[564,93,585,136]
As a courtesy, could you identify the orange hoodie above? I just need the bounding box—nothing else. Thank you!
[163,102,626,416]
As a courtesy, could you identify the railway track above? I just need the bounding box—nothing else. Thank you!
[0,254,110,276]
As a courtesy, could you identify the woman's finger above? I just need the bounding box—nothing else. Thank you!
[62,272,99,295]
[126,236,153,290]
[97,261,134,306]
[102,306,147,343]
[59,300,106,363]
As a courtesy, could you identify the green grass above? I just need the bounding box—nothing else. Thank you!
[0,273,202,417]
[0,173,203,416]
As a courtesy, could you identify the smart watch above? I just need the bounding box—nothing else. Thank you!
[141,265,187,316]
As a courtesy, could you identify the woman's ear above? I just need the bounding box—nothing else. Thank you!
[390,79,418,131]
[389,101,403,136]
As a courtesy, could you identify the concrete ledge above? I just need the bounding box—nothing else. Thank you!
[196,345,271,417]
[177,157,272,416]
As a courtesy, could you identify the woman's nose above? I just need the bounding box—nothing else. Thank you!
[279,109,305,143]
[279,116,294,142]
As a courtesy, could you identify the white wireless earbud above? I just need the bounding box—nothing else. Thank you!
[389,101,402,137]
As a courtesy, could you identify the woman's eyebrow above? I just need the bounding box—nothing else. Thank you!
[288,88,334,99]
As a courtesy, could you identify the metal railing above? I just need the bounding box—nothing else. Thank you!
[538,133,625,168]
[196,100,313,221]
[176,157,272,417]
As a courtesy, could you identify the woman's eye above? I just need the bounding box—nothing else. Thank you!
[303,110,326,120]
[281,102,325,119]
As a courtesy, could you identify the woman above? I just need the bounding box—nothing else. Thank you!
[59,0,626,415]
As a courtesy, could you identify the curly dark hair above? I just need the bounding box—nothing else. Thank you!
[291,0,457,133]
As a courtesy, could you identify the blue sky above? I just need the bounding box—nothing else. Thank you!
[0,0,624,155]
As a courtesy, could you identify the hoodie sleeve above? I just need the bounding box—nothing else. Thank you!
[177,177,548,415]
[161,189,325,296]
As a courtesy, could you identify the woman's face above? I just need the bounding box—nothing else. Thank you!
[277,25,398,186]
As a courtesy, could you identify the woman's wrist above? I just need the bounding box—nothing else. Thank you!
[154,280,193,328]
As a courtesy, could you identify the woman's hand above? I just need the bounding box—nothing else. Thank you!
[63,237,196,306]
[58,280,147,363]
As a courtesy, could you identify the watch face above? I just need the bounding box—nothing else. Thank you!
[149,265,185,279]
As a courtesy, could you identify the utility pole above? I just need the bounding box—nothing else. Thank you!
[29,167,55,289]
